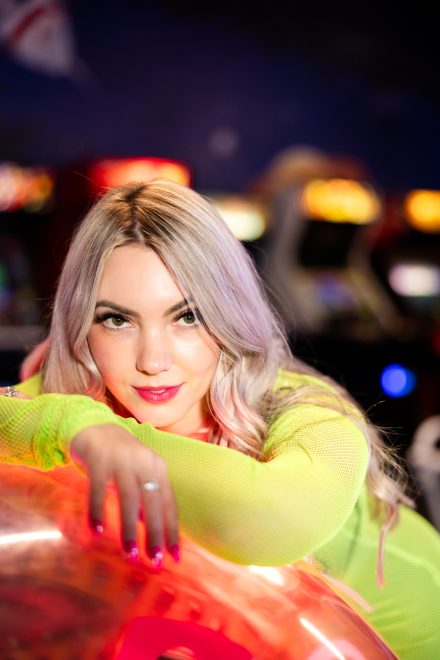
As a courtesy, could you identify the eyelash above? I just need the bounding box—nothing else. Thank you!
[94,312,130,331]
[175,309,201,326]
[94,309,201,330]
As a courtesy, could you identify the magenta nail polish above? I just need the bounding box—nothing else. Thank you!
[148,545,163,570]
[123,540,139,560]
[168,544,181,562]
[90,518,104,536]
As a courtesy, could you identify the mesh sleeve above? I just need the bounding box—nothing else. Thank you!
[122,404,369,565]
[0,393,130,470]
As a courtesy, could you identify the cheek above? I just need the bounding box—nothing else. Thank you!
[87,333,123,379]
[187,340,219,379]
[175,332,219,378]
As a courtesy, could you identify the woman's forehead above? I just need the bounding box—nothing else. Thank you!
[98,245,186,308]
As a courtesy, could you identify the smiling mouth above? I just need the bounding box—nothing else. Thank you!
[134,385,182,404]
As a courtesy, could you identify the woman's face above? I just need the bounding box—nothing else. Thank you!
[87,245,220,436]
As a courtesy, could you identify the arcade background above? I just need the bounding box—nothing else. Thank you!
[1,0,440,523]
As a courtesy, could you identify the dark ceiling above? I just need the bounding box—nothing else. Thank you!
[1,0,439,192]
[161,0,440,106]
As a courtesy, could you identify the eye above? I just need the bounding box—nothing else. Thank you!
[95,312,130,330]
[176,309,199,326]
[106,315,127,328]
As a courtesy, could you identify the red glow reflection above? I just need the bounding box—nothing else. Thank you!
[0,464,396,659]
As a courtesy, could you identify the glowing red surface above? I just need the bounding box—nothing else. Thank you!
[0,464,396,659]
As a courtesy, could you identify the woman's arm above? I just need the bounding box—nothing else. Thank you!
[1,388,368,566]
[123,403,369,565]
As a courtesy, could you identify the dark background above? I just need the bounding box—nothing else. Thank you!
[1,0,440,192]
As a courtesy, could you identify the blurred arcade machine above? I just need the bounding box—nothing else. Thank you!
[250,147,401,343]
[370,188,440,529]
[262,175,401,343]
[0,162,55,383]
[370,188,440,352]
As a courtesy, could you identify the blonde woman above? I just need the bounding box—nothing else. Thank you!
[1,180,439,657]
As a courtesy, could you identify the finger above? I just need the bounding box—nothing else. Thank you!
[115,471,141,558]
[162,483,180,561]
[88,469,107,537]
[140,478,165,569]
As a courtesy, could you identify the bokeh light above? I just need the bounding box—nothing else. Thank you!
[380,364,417,398]
[300,178,381,224]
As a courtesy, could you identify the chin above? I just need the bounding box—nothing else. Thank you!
[131,407,180,429]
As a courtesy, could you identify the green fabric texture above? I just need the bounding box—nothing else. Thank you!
[1,369,440,657]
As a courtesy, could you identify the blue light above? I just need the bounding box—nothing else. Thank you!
[380,364,416,398]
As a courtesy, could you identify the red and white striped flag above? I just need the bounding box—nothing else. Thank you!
[0,0,85,79]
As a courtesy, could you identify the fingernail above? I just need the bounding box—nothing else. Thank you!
[148,545,163,571]
[123,540,139,560]
[168,544,180,563]
[89,518,104,536]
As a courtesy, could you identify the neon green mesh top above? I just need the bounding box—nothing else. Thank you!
[1,369,440,658]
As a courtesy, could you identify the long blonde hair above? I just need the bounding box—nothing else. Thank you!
[44,179,411,534]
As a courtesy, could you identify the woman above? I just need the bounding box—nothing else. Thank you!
[1,180,439,657]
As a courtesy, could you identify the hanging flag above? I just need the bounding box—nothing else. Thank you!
[0,0,85,79]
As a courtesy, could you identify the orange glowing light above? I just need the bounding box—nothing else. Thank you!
[88,158,191,191]
[404,190,440,233]
[300,178,381,224]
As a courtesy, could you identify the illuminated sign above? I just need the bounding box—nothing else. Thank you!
[300,178,381,224]
[88,158,191,191]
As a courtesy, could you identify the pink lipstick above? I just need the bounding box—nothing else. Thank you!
[134,385,182,404]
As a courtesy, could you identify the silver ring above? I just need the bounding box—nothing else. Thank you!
[142,479,160,492]
[5,386,19,397]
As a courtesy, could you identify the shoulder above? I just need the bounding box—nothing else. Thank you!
[274,367,338,396]
[269,368,367,439]
[264,370,369,466]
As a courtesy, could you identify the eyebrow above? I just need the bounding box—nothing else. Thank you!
[95,298,192,318]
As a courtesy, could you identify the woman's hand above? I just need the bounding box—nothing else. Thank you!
[71,424,180,569]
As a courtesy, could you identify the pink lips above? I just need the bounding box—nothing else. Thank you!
[134,385,182,404]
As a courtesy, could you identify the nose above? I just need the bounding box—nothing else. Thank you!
[135,329,172,375]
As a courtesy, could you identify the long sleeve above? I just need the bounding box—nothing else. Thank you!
[1,375,368,566]
[0,389,131,470]
[122,405,369,565]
